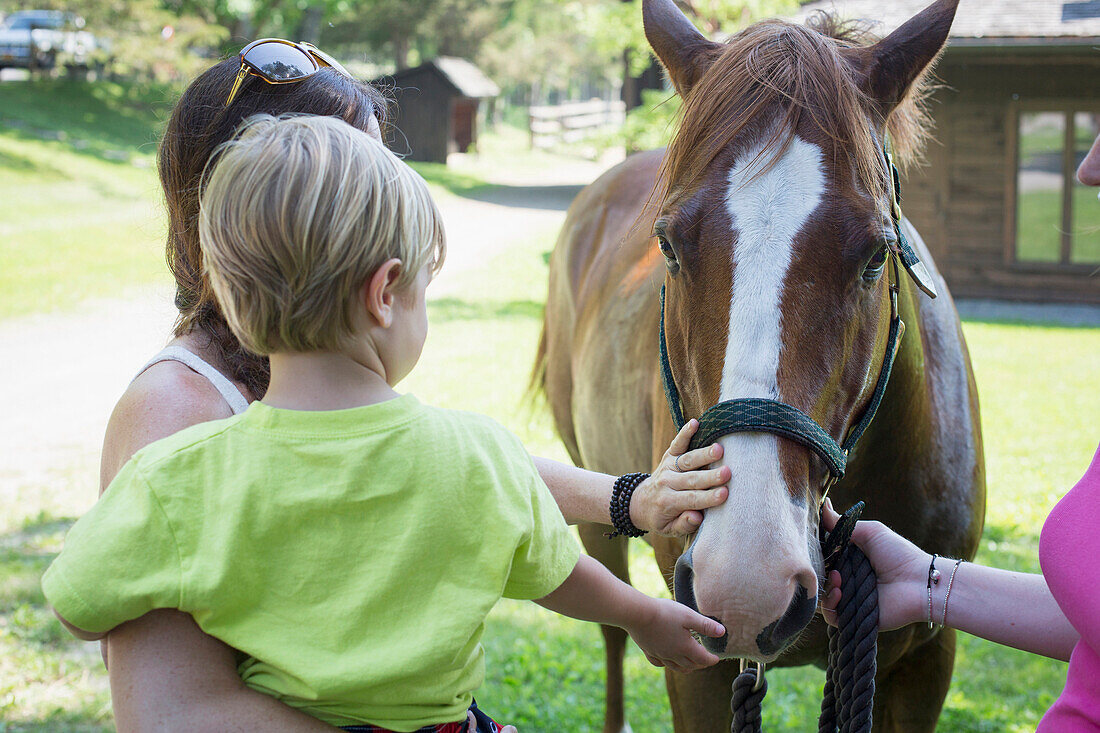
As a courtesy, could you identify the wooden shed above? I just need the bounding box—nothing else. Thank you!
[377,57,500,164]
[797,0,1100,304]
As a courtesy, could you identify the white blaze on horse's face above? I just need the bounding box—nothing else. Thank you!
[688,133,825,661]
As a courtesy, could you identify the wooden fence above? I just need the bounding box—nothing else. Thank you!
[528,98,626,148]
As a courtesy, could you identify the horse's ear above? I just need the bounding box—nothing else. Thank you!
[856,0,959,114]
[643,0,720,97]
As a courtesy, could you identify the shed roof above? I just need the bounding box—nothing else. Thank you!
[793,0,1100,46]
[432,57,500,98]
[387,57,500,99]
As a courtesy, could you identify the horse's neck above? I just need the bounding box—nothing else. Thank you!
[850,278,935,473]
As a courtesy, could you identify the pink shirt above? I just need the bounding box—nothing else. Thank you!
[1038,442,1100,732]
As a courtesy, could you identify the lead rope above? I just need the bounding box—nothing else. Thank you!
[730,503,879,733]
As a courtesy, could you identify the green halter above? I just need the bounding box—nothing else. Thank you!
[657,142,934,501]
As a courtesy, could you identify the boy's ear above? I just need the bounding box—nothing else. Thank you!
[362,258,404,328]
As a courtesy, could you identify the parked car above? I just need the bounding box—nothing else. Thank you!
[0,10,101,72]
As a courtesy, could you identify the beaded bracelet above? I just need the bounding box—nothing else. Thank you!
[607,472,650,538]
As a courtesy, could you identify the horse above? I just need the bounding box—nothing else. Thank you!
[534,0,985,730]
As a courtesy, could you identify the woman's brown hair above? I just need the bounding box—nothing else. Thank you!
[159,57,388,398]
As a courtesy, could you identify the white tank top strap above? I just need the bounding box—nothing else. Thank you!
[137,345,251,415]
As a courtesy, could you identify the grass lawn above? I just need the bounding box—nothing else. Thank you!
[0,80,492,321]
[0,81,170,319]
[4,80,1099,732]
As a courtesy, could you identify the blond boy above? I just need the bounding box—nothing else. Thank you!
[42,115,723,732]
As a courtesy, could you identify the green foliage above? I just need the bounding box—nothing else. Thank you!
[477,0,620,95]
[585,0,799,78]
[327,0,801,101]
[0,0,803,101]
[620,87,681,151]
[684,0,800,34]
[406,161,494,198]
[324,0,515,72]
[586,0,799,152]
[0,0,226,84]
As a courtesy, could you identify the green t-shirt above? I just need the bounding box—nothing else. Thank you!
[42,395,579,730]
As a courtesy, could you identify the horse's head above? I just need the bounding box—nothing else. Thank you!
[644,0,956,661]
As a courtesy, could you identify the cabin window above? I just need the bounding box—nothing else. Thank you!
[1014,110,1100,266]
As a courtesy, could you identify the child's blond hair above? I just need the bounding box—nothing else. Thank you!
[199,114,445,355]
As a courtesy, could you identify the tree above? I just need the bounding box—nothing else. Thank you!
[323,0,510,72]
[0,0,227,83]
[477,0,619,103]
[609,0,798,149]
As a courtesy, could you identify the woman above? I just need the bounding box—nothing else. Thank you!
[100,42,731,731]
[822,129,1100,732]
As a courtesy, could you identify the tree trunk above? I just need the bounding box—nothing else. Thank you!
[393,34,410,70]
[621,52,663,111]
[297,5,323,45]
[232,13,254,45]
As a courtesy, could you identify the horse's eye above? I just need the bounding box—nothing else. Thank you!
[862,245,888,281]
[657,235,680,275]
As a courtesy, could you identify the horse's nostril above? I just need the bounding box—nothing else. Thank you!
[756,584,817,656]
[673,542,697,612]
[794,567,819,599]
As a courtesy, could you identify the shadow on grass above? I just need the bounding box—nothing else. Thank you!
[957,299,1100,329]
[429,297,544,323]
[459,184,583,212]
[406,160,583,212]
[407,161,496,197]
[0,79,167,164]
[0,146,67,177]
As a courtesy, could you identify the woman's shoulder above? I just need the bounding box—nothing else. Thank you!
[99,359,238,492]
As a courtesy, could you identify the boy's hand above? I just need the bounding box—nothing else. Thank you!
[820,499,929,631]
[465,711,516,733]
[537,556,722,674]
[632,419,731,536]
[624,598,725,674]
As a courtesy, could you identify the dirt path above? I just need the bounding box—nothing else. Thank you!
[0,154,617,527]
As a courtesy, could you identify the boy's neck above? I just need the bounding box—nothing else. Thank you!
[263,351,398,411]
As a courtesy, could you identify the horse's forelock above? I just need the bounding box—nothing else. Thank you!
[655,14,935,209]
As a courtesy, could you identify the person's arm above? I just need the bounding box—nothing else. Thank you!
[99,363,341,732]
[55,610,108,641]
[108,609,337,732]
[820,500,1079,662]
[536,555,725,674]
[533,419,730,536]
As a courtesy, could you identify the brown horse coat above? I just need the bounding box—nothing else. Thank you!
[536,1,985,730]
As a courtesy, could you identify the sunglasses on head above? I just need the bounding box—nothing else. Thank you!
[225,38,354,108]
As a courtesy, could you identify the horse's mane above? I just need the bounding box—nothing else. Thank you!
[657,12,936,206]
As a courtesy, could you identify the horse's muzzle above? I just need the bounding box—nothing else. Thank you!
[674,537,730,653]
[674,534,818,658]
